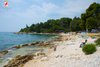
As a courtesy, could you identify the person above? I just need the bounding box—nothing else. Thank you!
[80,39,87,48]
[54,45,57,51]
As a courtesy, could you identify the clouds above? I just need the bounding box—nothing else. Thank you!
[0,0,100,32]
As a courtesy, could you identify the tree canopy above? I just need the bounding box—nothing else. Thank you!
[20,2,100,33]
[81,2,100,31]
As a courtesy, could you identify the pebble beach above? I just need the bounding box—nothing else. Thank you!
[23,33,100,67]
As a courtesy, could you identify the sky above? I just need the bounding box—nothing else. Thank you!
[0,0,100,32]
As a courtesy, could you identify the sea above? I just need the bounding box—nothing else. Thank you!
[0,32,56,67]
[0,32,55,50]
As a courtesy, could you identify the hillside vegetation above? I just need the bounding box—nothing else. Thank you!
[20,2,100,33]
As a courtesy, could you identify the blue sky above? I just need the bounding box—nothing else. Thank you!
[0,0,100,32]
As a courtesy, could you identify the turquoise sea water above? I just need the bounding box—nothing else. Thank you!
[0,32,54,50]
[0,32,55,67]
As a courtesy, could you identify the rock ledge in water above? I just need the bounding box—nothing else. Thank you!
[4,55,34,67]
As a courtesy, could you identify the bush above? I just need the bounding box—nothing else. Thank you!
[82,44,96,55]
[95,38,100,46]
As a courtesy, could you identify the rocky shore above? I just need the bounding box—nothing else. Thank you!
[0,41,51,59]
[0,35,58,58]
[0,50,8,58]
[2,33,74,67]
[23,33,100,67]
[0,34,59,67]
[4,55,33,67]
[1,33,100,67]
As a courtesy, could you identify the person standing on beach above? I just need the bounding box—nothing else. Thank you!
[54,45,57,51]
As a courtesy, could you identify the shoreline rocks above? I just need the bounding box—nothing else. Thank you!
[1,34,62,67]
[8,42,40,49]
[4,55,34,67]
[3,52,48,67]
[0,50,8,58]
[0,39,56,58]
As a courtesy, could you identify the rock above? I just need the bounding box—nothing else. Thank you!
[36,52,46,56]
[37,42,51,47]
[29,42,37,46]
[13,45,21,49]
[22,44,28,47]
[41,56,48,61]
[0,50,8,58]
[31,43,36,45]
[35,42,40,44]
[4,55,34,67]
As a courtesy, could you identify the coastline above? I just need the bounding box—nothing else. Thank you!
[14,32,59,36]
[23,33,100,67]
[0,32,58,56]
[1,33,100,67]
[0,33,59,67]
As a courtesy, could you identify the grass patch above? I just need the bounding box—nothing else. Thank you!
[82,44,96,55]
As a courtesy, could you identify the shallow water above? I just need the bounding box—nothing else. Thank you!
[0,32,54,50]
[0,46,43,67]
[0,32,56,67]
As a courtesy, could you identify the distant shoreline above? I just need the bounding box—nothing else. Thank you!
[14,32,60,35]
[1,32,100,67]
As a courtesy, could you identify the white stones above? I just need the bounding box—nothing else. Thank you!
[24,35,100,67]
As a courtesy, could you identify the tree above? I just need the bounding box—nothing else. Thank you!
[29,24,35,32]
[19,2,100,33]
[70,17,81,31]
[86,17,97,32]
[80,13,86,31]
[81,2,100,30]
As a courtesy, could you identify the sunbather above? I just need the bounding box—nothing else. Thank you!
[80,39,87,48]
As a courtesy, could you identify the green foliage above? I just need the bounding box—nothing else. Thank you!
[20,18,72,33]
[82,44,96,55]
[86,17,97,31]
[80,13,86,31]
[70,17,81,31]
[20,2,100,33]
[95,38,100,46]
[81,2,100,32]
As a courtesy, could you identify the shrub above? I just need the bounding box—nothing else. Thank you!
[95,38,100,46]
[82,44,96,55]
